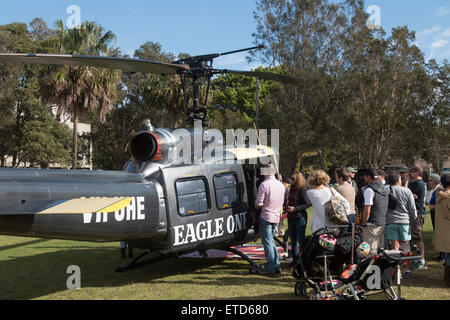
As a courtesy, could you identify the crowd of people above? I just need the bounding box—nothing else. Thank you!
[254,163,450,288]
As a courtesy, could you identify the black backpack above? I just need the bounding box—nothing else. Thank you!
[388,186,399,210]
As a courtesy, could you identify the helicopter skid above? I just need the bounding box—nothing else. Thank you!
[114,251,174,272]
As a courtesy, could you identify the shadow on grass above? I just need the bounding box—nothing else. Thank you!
[0,238,51,252]
[397,224,447,291]
[226,292,300,300]
[2,215,443,300]
[0,247,299,300]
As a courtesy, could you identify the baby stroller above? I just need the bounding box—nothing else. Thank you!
[293,224,362,299]
[293,225,422,300]
[332,247,422,300]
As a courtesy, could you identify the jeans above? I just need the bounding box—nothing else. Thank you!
[260,218,281,273]
[347,214,357,224]
[446,253,450,267]
[288,216,307,264]
[345,214,357,233]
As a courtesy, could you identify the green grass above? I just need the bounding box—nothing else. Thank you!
[0,213,448,300]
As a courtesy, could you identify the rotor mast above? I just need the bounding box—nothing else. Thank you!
[175,45,264,128]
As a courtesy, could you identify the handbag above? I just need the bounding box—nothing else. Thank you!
[325,187,349,225]
[388,186,399,210]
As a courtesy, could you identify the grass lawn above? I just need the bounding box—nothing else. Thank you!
[0,212,448,300]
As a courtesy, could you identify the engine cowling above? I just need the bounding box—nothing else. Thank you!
[130,131,159,162]
[130,128,224,165]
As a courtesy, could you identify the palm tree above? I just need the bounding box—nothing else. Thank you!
[132,42,190,128]
[41,20,121,169]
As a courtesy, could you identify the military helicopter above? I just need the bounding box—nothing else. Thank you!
[0,46,298,272]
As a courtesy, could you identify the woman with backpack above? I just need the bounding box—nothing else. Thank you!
[306,170,350,234]
[334,168,357,224]
[385,171,419,278]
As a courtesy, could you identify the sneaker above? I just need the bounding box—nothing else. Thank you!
[405,270,412,278]
[412,260,428,270]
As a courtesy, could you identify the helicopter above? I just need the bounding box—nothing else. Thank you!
[0,46,299,272]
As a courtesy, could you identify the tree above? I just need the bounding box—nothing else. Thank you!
[19,93,72,168]
[40,20,121,169]
[424,60,450,172]
[133,42,186,128]
[0,21,73,168]
[251,0,445,174]
[210,66,279,128]
[90,42,187,170]
[251,0,362,174]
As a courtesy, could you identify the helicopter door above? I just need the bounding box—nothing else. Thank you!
[294,149,325,178]
[161,163,248,253]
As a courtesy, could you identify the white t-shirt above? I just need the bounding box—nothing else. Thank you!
[363,186,378,225]
[307,187,350,233]
[364,187,375,206]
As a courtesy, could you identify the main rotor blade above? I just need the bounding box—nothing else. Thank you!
[0,53,189,74]
[223,69,300,85]
[172,45,264,65]
[219,45,265,58]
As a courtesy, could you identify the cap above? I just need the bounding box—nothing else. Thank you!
[346,167,357,173]
[399,166,409,173]
[358,168,377,179]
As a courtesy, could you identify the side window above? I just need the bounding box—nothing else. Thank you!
[176,178,209,216]
[214,173,239,210]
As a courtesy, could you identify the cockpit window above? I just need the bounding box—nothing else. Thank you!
[176,178,209,216]
[213,173,239,210]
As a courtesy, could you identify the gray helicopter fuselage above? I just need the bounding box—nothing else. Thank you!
[0,160,257,254]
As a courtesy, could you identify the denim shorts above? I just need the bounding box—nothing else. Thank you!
[386,224,412,242]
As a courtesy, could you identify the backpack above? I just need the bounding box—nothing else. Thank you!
[325,187,349,225]
[387,186,399,210]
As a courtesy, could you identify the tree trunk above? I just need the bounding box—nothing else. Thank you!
[0,149,4,167]
[255,79,261,127]
[72,104,79,170]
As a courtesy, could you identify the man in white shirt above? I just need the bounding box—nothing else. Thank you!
[360,169,389,254]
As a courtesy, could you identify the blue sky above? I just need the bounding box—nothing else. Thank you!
[0,0,449,70]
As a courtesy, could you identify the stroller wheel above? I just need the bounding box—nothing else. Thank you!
[294,281,307,297]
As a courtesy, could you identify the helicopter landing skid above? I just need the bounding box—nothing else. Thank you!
[226,247,263,274]
[114,251,173,273]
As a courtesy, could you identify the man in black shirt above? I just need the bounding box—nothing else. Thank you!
[409,165,427,269]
